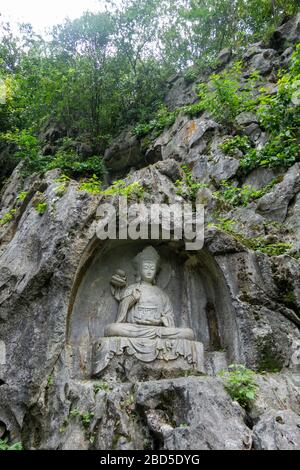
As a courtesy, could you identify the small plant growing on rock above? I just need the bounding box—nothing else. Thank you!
[16,191,28,202]
[219,135,251,156]
[219,364,258,409]
[175,165,208,202]
[0,209,16,226]
[34,202,47,215]
[101,180,144,200]
[81,411,94,428]
[0,438,22,450]
[79,174,102,194]
[54,174,70,197]
[214,178,280,207]
[93,381,110,394]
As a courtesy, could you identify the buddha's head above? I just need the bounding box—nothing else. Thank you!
[135,246,160,284]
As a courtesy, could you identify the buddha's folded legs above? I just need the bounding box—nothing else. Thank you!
[104,323,195,340]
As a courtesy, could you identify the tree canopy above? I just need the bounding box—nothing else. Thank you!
[0,0,299,182]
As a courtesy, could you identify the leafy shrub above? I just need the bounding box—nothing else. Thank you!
[219,364,258,409]
[0,209,16,226]
[79,174,102,194]
[101,180,144,200]
[133,106,178,138]
[241,45,300,171]
[45,151,105,178]
[215,178,280,207]
[54,174,71,196]
[0,438,22,450]
[195,64,259,127]
[34,202,47,215]
[247,239,293,256]
[219,135,251,156]
[175,165,208,202]
[16,191,28,202]
[182,101,204,118]
[0,131,105,178]
[240,133,299,170]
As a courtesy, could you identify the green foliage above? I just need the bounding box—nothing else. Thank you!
[0,209,16,226]
[45,151,105,179]
[0,439,23,450]
[175,165,208,202]
[80,412,95,428]
[219,364,258,409]
[34,202,47,215]
[101,180,144,200]
[1,1,299,183]
[69,409,80,419]
[195,64,259,127]
[210,218,293,257]
[219,135,251,156]
[240,133,299,170]
[133,106,178,138]
[79,175,102,194]
[69,409,94,428]
[208,217,236,233]
[182,101,204,118]
[247,239,293,256]
[93,381,110,394]
[215,178,280,207]
[54,174,70,197]
[16,191,28,202]
[240,45,300,171]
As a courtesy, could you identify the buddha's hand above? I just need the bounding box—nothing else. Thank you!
[111,269,127,288]
[132,287,141,301]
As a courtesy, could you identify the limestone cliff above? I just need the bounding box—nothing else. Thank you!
[0,15,300,451]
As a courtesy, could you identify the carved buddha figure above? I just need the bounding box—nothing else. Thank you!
[105,246,194,340]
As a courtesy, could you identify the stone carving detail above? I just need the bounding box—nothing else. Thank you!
[92,246,204,376]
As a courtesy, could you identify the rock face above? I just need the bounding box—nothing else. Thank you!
[1,16,300,451]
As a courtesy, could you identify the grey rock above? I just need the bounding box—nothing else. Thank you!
[270,13,300,50]
[235,111,258,127]
[286,192,300,248]
[256,163,300,222]
[164,76,198,111]
[217,48,232,66]
[281,46,295,67]
[253,410,300,450]
[243,123,262,142]
[250,49,277,75]
[244,167,277,190]
[243,43,265,60]
[104,129,144,173]
[250,373,300,423]
[135,376,251,450]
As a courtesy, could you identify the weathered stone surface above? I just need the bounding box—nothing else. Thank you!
[1,16,300,451]
[135,377,251,450]
[253,410,300,450]
[249,373,300,423]
[217,48,232,66]
[164,76,198,111]
[104,129,144,173]
[270,13,300,50]
[243,42,264,60]
[256,163,300,222]
[249,49,277,75]
[244,167,278,190]
[235,111,258,127]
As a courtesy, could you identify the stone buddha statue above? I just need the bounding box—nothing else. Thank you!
[105,246,194,340]
[92,246,204,377]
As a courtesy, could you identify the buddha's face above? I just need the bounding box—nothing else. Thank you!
[141,261,157,284]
